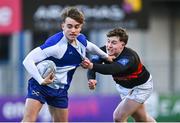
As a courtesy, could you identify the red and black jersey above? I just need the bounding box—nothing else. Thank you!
[87,46,150,89]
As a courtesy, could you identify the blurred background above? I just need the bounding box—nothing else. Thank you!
[0,0,180,122]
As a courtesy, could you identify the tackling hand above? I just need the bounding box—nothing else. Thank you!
[106,55,116,62]
[88,79,97,90]
[81,58,93,69]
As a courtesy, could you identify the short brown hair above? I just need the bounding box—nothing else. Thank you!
[61,7,85,24]
[107,28,128,44]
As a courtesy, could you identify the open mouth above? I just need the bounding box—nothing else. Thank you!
[70,34,76,37]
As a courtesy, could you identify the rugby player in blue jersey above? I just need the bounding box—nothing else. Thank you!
[22,7,113,122]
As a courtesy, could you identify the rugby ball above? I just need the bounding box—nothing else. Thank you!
[36,60,56,78]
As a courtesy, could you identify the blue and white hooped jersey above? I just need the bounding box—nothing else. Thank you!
[39,32,87,89]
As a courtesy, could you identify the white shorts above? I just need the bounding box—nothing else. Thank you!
[116,75,153,104]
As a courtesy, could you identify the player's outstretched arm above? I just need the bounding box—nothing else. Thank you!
[86,41,108,59]
[86,41,115,62]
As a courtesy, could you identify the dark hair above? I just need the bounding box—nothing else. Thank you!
[106,28,128,45]
[61,7,85,24]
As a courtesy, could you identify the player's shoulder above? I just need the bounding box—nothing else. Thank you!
[40,32,64,49]
[46,32,64,44]
[51,32,64,40]
[77,33,87,47]
[118,47,140,64]
[124,47,139,56]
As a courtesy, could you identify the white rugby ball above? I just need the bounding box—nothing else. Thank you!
[36,60,56,78]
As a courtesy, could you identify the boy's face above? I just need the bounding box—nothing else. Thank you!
[62,17,83,43]
[106,36,125,57]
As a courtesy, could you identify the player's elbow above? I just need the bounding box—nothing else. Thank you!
[22,57,29,67]
[22,59,26,66]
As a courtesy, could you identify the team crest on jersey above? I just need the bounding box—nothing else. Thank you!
[91,55,100,60]
[117,58,129,66]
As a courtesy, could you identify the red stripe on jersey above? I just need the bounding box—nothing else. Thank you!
[126,63,143,79]
[114,63,143,81]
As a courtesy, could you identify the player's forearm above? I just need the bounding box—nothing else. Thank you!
[23,58,44,84]
[23,47,47,84]
[92,63,121,75]
[87,69,96,80]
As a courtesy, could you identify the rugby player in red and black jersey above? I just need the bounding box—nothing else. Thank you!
[81,28,156,122]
